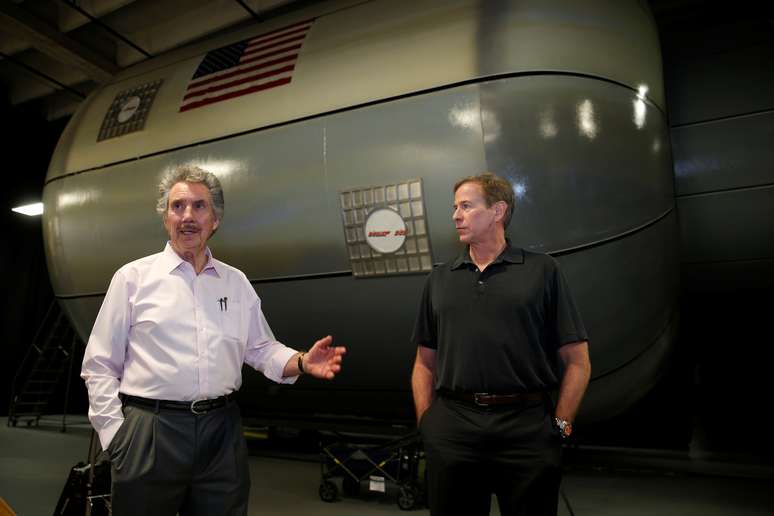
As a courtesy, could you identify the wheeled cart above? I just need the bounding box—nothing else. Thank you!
[318,431,424,510]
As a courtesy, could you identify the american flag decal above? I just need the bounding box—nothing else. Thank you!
[179,19,314,112]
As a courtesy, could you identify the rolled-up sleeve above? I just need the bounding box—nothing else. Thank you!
[243,298,298,384]
[81,269,132,450]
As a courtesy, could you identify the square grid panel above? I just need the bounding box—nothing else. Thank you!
[340,179,434,277]
[98,79,163,141]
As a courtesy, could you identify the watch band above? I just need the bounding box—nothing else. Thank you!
[297,352,306,374]
[555,417,572,438]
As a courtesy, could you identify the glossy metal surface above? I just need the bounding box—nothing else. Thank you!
[46,0,663,180]
[43,0,676,425]
[673,111,774,196]
[555,212,680,421]
[479,75,673,252]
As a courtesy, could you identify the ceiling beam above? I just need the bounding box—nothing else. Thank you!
[58,0,152,59]
[234,0,263,22]
[0,50,86,100]
[0,1,117,83]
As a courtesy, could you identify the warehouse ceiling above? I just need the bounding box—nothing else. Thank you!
[0,0,312,120]
[0,0,771,122]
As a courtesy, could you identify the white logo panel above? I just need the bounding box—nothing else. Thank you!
[364,208,406,254]
[339,179,433,278]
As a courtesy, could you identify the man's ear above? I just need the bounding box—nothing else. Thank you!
[213,218,220,231]
[493,201,507,223]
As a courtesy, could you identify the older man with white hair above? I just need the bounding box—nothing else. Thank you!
[81,165,346,516]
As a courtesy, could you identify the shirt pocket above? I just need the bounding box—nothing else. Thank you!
[219,299,243,341]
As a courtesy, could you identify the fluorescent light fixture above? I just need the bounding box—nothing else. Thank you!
[12,202,44,216]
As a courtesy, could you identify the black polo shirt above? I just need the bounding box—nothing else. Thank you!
[411,242,587,393]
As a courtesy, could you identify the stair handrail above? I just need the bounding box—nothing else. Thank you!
[8,300,59,419]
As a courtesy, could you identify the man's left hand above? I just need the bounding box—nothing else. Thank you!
[303,335,346,380]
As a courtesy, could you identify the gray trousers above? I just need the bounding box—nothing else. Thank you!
[106,400,250,516]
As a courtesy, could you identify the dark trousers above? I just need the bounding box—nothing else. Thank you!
[419,395,562,516]
[106,400,250,516]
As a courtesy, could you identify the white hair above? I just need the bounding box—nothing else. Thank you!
[156,165,224,221]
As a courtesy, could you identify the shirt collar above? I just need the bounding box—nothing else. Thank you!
[451,239,525,270]
[162,242,221,277]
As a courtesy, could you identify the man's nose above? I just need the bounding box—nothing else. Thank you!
[452,207,461,221]
[182,205,194,219]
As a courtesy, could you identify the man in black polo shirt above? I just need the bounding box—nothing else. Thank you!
[411,172,591,516]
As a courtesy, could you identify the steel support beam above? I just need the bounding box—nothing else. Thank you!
[0,2,117,83]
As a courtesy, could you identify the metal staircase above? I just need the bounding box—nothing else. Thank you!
[8,300,81,431]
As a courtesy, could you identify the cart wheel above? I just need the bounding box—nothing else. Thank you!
[319,480,338,503]
[397,485,416,511]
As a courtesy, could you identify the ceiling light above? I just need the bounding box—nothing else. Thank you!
[12,202,44,216]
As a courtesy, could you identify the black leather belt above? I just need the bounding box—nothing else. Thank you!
[439,390,545,406]
[121,393,234,414]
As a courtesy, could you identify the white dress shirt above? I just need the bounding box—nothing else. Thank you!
[81,243,298,449]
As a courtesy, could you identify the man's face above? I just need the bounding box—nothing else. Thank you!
[452,181,501,244]
[163,181,220,257]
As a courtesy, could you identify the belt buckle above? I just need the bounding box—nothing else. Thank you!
[473,393,490,406]
[190,398,208,415]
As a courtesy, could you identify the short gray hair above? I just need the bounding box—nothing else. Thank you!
[156,165,224,221]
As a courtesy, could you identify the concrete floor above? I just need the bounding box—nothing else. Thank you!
[1,415,773,516]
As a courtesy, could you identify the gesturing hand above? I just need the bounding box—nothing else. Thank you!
[303,335,346,380]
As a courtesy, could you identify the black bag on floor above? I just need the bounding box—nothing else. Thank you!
[53,460,111,516]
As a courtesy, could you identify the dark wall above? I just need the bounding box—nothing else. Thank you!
[0,90,68,416]
[667,11,774,460]
[578,5,774,460]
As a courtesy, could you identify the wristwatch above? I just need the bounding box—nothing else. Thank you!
[554,417,572,438]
